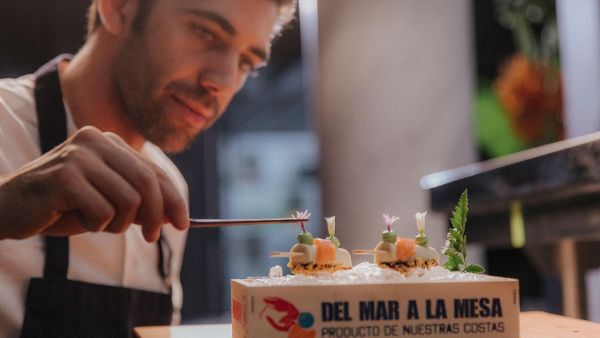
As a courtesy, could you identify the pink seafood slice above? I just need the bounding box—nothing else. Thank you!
[395,238,416,262]
[313,238,336,265]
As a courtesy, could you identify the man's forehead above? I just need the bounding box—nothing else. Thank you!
[176,0,279,24]
[177,1,278,38]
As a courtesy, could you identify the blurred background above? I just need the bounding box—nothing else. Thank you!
[1,0,599,324]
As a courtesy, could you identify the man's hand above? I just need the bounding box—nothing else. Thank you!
[0,126,189,242]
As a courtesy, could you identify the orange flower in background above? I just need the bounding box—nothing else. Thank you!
[494,53,563,143]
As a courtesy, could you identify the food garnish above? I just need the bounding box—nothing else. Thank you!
[415,212,429,246]
[382,214,399,243]
[271,211,352,275]
[293,210,313,244]
[442,190,485,273]
[325,216,340,248]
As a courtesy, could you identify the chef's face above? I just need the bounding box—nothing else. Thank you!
[113,0,279,152]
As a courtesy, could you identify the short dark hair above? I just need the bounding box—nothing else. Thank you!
[86,0,297,38]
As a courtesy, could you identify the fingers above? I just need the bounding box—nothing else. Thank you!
[53,166,116,232]
[155,169,189,231]
[37,127,189,242]
[103,133,188,229]
[75,148,142,234]
[100,133,166,242]
[42,212,90,237]
[0,126,189,241]
[78,128,188,241]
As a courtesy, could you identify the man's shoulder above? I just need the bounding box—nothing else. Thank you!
[0,74,37,125]
[0,74,36,103]
[0,74,41,172]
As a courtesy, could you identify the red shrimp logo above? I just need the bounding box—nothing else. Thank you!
[260,297,316,338]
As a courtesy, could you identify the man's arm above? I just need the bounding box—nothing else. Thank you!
[0,126,189,242]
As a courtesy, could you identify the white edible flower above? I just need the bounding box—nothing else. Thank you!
[292,209,311,220]
[415,211,427,233]
[325,216,336,235]
[382,214,400,227]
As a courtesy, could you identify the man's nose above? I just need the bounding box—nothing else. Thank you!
[197,50,240,94]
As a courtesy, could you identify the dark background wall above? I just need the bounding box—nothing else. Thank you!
[0,1,89,76]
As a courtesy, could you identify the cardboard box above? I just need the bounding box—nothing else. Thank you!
[232,276,520,338]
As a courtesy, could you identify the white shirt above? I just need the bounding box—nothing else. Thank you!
[0,74,189,338]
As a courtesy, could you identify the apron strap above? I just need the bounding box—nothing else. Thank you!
[158,233,172,286]
[34,61,69,280]
[33,57,171,284]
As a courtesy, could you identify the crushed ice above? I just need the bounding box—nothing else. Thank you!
[250,262,494,286]
[268,265,283,278]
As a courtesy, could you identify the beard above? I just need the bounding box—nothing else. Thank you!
[111,32,220,153]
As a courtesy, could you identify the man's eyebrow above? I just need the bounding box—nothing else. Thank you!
[183,8,237,36]
[182,7,270,64]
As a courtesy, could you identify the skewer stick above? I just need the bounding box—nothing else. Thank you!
[352,249,388,255]
[270,251,304,258]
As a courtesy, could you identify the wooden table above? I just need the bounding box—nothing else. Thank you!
[520,311,600,337]
[135,311,600,338]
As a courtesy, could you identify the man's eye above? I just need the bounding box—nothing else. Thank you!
[240,59,259,78]
[192,24,216,44]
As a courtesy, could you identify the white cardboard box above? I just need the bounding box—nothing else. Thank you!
[232,276,520,338]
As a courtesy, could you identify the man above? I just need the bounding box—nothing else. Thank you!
[0,0,296,336]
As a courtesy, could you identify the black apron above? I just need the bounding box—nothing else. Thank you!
[20,57,174,338]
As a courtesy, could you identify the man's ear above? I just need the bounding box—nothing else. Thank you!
[97,0,139,35]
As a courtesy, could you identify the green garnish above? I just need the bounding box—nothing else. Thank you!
[293,210,313,244]
[415,212,429,246]
[328,235,341,248]
[382,231,397,243]
[442,190,485,273]
[298,231,314,245]
[415,233,428,246]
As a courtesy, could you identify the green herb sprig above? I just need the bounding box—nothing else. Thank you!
[442,190,486,273]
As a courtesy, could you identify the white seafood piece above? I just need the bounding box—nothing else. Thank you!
[373,241,396,264]
[415,245,439,263]
[372,241,438,265]
[289,243,316,264]
[335,248,352,267]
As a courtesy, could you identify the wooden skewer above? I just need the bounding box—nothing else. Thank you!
[270,251,304,258]
[352,249,388,255]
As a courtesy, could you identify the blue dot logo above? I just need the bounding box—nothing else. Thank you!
[298,312,314,328]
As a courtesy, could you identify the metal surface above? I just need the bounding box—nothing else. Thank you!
[422,132,600,246]
[422,131,600,214]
